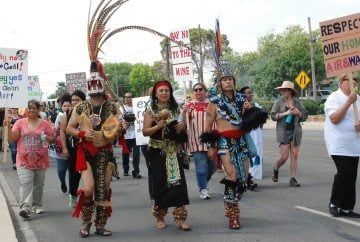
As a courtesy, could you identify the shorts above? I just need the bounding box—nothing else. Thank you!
[280,130,294,145]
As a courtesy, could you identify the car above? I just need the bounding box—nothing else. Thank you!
[299,90,332,103]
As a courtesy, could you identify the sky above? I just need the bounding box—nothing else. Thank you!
[1,0,358,98]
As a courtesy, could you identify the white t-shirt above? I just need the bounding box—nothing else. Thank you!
[120,105,136,139]
[324,89,360,156]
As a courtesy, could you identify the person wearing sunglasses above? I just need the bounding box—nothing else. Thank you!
[270,81,308,187]
[183,83,216,200]
[325,74,360,218]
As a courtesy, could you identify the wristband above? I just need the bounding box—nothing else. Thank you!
[78,131,86,139]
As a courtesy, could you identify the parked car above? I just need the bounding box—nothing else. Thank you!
[299,90,332,103]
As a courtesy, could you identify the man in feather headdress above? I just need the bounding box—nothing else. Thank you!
[201,62,267,230]
[66,61,122,237]
[65,0,125,237]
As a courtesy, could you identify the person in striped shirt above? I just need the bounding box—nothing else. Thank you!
[183,83,216,200]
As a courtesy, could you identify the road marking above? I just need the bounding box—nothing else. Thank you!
[295,206,360,227]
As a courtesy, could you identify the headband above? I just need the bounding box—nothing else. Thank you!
[155,81,170,90]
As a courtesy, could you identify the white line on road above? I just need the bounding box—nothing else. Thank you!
[295,206,360,227]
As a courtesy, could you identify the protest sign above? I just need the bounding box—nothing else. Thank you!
[319,13,360,77]
[0,48,28,107]
[132,96,151,145]
[65,72,87,94]
[28,75,41,101]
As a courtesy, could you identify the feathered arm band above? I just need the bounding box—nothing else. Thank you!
[199,131,220,148]
[241,107,268,133]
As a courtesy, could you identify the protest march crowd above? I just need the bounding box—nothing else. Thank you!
[1,0,360,239]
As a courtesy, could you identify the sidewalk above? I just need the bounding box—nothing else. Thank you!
[0,163,17,242]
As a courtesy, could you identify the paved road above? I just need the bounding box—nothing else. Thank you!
[1,123,360,242]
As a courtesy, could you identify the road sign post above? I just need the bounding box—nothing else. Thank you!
[295,71,311,90]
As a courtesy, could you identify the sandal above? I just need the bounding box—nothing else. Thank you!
[177,221,191,231]
[79,222,92,238]
[229,218,240,230]
[156,218,166,229]
[95,227,112,236]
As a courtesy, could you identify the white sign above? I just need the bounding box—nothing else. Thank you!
[169,27,190,47]
[0,47,28,107]
[171,46,192,65]
[28,76,41,101]
[173,63,194,83]
[132,96,151,145]
[173,89,186,104]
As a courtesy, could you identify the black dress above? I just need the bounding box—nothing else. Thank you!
[149,123,189,210]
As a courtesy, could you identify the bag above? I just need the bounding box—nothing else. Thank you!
[178,150,190,170]
[245,133,257,158]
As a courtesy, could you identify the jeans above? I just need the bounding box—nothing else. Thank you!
[55,158,68,186]
[193,151,216,190]
[141,145,153,200]
[122,138,140,175]
[9,142,17,165]
[17,167,46,211]
[330,155,359,210]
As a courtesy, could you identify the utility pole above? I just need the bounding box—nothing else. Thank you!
[166,38,171,81]
[198,24,203,84]
[308,17,317,101]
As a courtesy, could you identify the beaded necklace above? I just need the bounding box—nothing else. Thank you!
[208,86,246,126]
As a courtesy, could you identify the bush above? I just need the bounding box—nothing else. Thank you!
[256,98,324,115]
[301,99,323,115]
[255,99,274,113]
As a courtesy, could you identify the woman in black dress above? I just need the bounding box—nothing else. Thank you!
[142,80,190,231]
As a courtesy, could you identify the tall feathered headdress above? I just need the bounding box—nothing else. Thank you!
[86,0,129,96]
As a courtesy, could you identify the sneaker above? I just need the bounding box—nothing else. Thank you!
[69,195,77,208]
[272,169,279,182]
[199,189,211,200]
[339,210,360,218]
[289,177,300,187]
[124,172,129,176]
[19,209,30,218]
[32,207,45,214]
[329,204,340,217]
[61,183,68,194]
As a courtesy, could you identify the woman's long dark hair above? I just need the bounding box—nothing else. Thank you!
[150,80,178,113]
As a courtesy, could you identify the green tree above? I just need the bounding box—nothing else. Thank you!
[128,64,154,96]
[104,62,133,98]
[247,25,326,99]
[48,82,67,99]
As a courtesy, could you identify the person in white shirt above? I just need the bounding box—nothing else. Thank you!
[120,92,141,178]
[324,73,360,218]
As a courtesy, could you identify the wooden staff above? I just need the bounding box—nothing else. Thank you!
[348,72,360,135]
[2,107,9,163]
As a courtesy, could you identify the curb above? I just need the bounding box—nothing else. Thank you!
[0,177,17,242]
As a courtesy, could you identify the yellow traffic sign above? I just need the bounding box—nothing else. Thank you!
[295,71,310,90]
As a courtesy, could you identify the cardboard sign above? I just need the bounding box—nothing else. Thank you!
[65,72,87,94]
[319,13,360,78]
[0,48,28,107]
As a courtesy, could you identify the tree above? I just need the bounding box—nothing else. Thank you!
[48,82,67,99]
[128,64,154,96]
[104,62,133,98]
[234,25,325,99]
